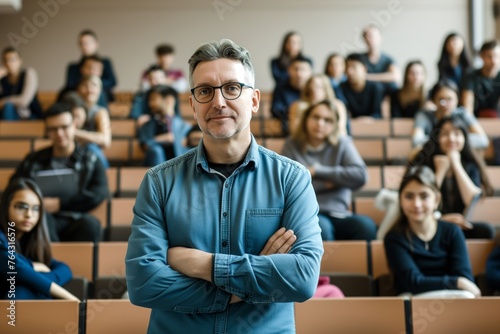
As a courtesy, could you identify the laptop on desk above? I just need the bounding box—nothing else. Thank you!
[32,169,79,198]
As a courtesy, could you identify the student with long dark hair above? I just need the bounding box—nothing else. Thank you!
[409,116,495,239]
[324,53,347,105]
[270,31,312,86]
[437,33,472,92]
[391,60,432,118]
[384,166,480,298]
[0,178,78,300]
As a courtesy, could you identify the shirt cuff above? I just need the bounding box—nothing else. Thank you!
[212,253,230,291]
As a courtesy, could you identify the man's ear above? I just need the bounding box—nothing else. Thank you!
[252,89,261,115]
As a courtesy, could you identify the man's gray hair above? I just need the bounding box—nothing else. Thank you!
[188,39,255,88]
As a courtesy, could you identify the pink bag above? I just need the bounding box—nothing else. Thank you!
[313,276,345,298]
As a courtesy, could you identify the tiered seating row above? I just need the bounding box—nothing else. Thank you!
[0,137,147,167]
[1,238,495,333]
[295,297,500,334]
[0,299,151,334]
[321,240,496,296]
[51,240,496,298]
[1,295,499,333]
[1,116,499,167]
[3,166,500,239]
[50,242,127,283]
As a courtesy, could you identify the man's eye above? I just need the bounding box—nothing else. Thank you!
[225,85,239,92]
[198,88,212,95]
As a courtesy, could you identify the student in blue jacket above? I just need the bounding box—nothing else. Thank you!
[0,178,79,300]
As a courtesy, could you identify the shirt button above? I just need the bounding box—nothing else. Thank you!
[225,183,229,188]
[222,240,228,247]
[223,212,227,217]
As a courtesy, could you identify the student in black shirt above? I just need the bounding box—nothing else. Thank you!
[385,165,480,297]
[340,53,385,119]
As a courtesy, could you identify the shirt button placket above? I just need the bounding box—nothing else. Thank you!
[221,181,230,254]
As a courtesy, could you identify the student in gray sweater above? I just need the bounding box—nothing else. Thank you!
[281,100,376,240]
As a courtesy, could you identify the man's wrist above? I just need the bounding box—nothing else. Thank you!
[185,249,213,282]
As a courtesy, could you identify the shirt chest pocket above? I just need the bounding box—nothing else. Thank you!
[245,208,283,255]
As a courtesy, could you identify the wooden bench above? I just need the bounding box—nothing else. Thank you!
[295,297,407,334]
[0,300,79,333]
[86,300,150,334]
[51,242,94,281]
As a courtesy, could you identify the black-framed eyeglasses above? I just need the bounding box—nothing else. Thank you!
[13,202,40,215]
[191,82,253,103]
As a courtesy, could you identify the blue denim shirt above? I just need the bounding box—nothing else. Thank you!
[126,136,323,334]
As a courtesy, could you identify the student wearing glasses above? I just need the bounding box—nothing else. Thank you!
[412,79,488,149]
[0,178,79,300]
[12,103,108,243]
[126,39,323,333]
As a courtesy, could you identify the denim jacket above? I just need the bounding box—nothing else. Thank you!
[126,136,323,334]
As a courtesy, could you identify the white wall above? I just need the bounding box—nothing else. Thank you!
[0,0,470,92]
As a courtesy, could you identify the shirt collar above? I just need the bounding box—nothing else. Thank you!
[196,135,258,173]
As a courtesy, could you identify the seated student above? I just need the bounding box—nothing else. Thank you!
[360,25,401,93]
[12,103,108,243]
[76,75,112,169]
[437,33,472,93]
[412,79,488,149]
[0,178,80,300]
[65,29,117,103]
[391,60,434,118]
[340,53,385,119]
[384,165,481,298]
[137,85,191,167]
[271,55,312,133]
[281,100,376,241]
[140,43,188,93]
[462,40,500,117]
[130,66,181,123]
[486,232,500,291]
[0,47,42,120]
[324,53,347,105]
[409,116,495,239]
[289,73,348,137]
[59,55,108,107]
[270,31,313,87]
